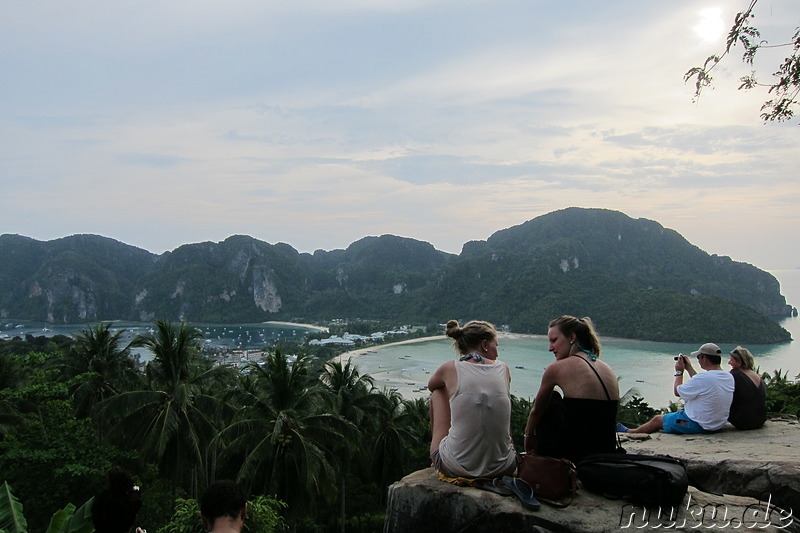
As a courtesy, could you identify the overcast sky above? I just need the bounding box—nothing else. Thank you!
[2,1,799,272]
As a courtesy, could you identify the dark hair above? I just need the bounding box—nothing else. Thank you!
[200,480,247,522]
[91,468,142,533]
[445,319,497,355]
[705,354,722,365]
[548,315,602,357]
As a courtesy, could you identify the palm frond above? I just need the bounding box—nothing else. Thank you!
[0,482,27,533]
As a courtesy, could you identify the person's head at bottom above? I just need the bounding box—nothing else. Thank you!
[200,480,247,533]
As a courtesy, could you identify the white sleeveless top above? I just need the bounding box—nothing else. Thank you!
[438,360,517,478]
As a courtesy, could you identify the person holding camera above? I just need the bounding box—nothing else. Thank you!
[624,343,734,434]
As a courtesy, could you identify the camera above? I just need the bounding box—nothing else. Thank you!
[673,353,684,361]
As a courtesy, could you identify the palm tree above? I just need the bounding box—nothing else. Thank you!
[0,354,25,432]
[370,390,431,500]
[220,350,351,529]
[93,320,235,496]
[320,359,386,532]
[64,323,140,417]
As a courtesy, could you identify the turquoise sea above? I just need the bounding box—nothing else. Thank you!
[343,269,800,409]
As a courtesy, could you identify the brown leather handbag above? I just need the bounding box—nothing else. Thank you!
[516,453,578,507]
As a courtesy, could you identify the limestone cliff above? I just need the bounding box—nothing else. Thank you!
[0,211,794,343]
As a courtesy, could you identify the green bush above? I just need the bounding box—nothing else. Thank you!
[616,391,662,427]
[156,496,286,533]
[0,482,93,533]
[763,370,800,416]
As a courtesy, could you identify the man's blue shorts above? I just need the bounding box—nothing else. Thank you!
[662,410,711,434]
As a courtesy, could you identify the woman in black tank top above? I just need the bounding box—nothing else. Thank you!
[524,315,620,463]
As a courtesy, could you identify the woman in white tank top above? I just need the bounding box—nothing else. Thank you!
[428,319,517,478]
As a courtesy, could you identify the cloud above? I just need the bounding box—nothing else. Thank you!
[1,0,799,270]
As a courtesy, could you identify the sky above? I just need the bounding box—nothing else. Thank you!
[2,0,799,272]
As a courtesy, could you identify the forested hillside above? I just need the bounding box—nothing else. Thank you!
[0,208,793,343]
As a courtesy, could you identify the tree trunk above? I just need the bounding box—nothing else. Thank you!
[340,472,346,533]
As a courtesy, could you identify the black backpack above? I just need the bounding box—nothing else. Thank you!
[577,452,689,508]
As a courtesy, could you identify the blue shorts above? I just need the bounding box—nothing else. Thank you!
[662,410,711,434]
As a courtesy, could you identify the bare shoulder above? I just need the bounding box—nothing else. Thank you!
[596,358,617,375]
[437,359,455,372]
[429,359,455,390]
[744,368,762,386]
[542,358,568,380]
[431,359,456,379]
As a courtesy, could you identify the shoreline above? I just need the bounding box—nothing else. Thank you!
[333,332,531,400]
[334,335,446,399]
[335,335,445,364]
[263,320,328,331]
[335,331,537,364]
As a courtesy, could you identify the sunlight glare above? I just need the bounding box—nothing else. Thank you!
[694,7,725,45]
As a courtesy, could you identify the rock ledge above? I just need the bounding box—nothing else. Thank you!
[384,418,799,532]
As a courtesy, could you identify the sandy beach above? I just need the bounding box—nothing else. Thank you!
[335,335,444,364]
[335,331,532,362]
[264,320,328,331]
[333,335,449,399]
[333,332,526,400]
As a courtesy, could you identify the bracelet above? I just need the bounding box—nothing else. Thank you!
[674,371,683,376]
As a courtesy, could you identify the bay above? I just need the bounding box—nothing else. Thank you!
[343,269,800,410]
[1,270,797,410]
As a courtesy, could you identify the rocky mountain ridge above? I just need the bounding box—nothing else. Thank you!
[0,208,793,343]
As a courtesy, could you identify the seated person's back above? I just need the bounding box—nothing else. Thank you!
[728,347,766,430]
[428,320,517,478]
[525,315,620,464]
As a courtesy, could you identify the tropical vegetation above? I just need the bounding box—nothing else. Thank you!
[761,369,800,415]
[0,323,431,532]
[1,322,798,532]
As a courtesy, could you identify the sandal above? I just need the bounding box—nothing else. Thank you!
[474,477,514,496]
[501,476,541,511]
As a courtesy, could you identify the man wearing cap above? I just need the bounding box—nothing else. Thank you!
[624,343,734,434]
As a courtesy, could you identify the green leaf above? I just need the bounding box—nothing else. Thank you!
[0,482,27,533]
[45,497,94,533]
[45,504,75,533]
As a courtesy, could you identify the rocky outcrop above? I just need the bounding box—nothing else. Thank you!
[384,417,800,532]
[620,415,800,518]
